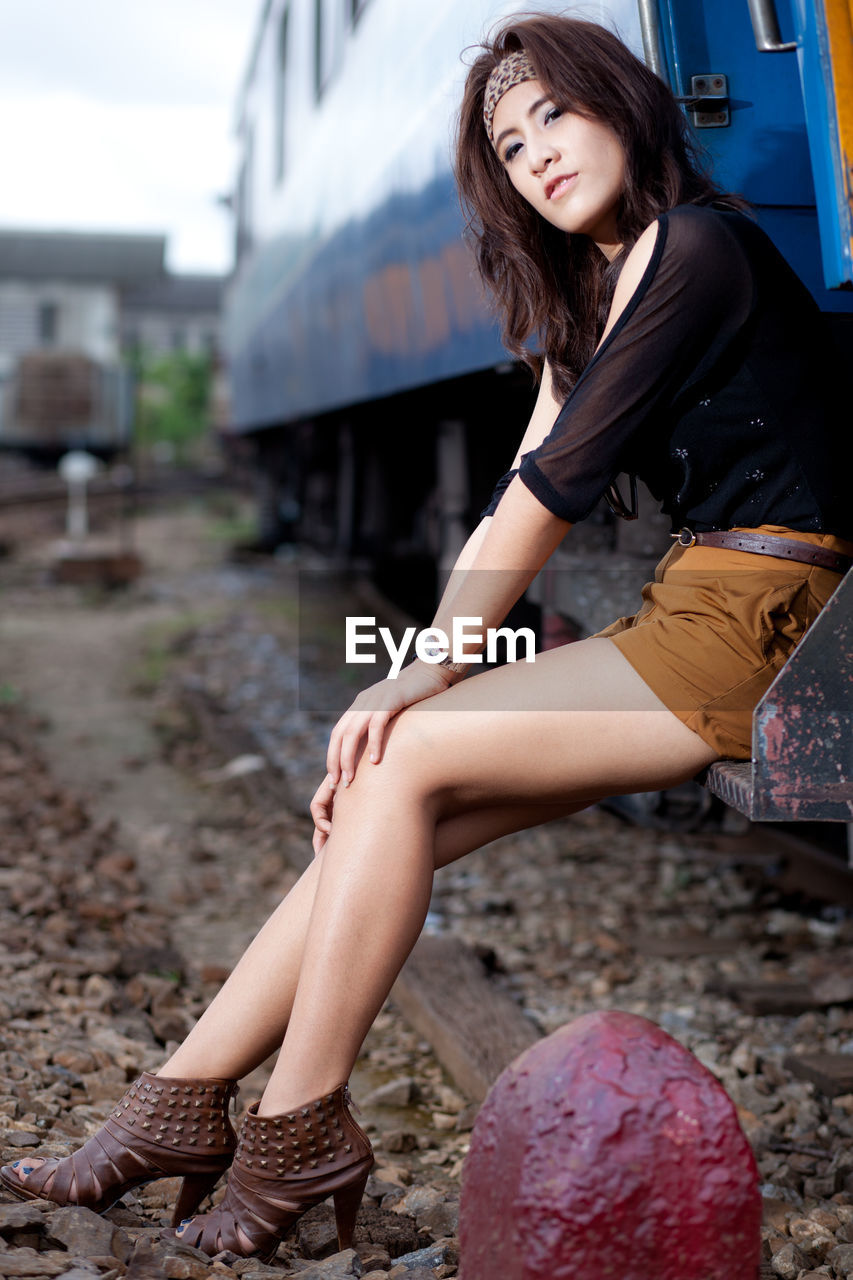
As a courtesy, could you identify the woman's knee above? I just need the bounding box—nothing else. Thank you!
[343,707,445,802]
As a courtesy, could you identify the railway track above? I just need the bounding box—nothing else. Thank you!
[0,469,229,508]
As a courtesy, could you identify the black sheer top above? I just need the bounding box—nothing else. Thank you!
[483,204,850,539]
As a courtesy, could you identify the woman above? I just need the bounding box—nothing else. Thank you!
[3,12,851,1262]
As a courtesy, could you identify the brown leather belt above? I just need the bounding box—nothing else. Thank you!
[671,528,852,574]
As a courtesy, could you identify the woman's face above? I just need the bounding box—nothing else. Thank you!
[491,78,626,260]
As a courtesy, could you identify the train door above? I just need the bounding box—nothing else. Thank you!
[640,0,853,307]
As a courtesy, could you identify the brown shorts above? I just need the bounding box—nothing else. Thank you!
[594,525,851,760]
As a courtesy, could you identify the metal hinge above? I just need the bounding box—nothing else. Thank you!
[675,74,730,129]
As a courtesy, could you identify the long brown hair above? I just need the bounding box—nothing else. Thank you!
[455,13,747,398]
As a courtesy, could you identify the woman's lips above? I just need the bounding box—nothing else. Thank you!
[546,173,578,200]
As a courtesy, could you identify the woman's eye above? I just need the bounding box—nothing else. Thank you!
[503,141,522,163]
[545,106,562,125]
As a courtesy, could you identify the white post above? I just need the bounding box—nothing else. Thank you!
[58,450,99,544]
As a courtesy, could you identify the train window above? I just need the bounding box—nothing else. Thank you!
[313,0,324,100]
[235,123,254,265]
[313,0,343,100]
[274,6,289,184]
[38,302,58,346]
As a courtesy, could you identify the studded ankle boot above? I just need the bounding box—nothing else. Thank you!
[0,1071,239,1227]
[173,1082,374,1261]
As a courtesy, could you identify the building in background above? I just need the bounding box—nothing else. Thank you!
[121,275,223,359]
[0,230,164,371]
[0,229,224,458]
[0,229,224,367]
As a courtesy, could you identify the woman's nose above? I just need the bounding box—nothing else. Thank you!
[528,140,558,174]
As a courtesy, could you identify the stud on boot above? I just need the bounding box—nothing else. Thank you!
[0,1071,238,1227]
[174,1083,374,1261]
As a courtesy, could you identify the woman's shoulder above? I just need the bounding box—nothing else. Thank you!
[643,203,756,308]
[660,203,818,316]
[598,203,755,350]
[597,205,750,353]
[658,202,754,261]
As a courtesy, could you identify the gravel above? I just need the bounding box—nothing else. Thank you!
[3,506,853,1279]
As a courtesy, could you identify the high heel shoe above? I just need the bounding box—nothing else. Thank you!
[173,1082,374,1261]
[0,1071,238,1228]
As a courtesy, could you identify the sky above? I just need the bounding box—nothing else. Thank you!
[0,0,258,276]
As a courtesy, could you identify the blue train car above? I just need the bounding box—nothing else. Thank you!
[223,0,853,590]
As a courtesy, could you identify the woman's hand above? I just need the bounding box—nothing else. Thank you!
[309,661,454,854]
[329,660,454,785]
[310,772,338,856]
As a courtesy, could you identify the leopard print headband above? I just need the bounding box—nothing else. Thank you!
[483,50,537,146]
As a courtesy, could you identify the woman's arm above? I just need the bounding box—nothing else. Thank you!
[322,477,570,794]
[320,366,568,793]
[437,358,563,608]
[375,229,662,687]
[516,212,752,526]
[325,226,665,775]
[430,232,658,637]
[509,360,564,468]
[430,475,570,654]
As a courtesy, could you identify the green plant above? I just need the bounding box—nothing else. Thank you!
[133,350,213,463]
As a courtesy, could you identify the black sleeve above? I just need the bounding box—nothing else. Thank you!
[480,467,518,519]
[518,206,755,523]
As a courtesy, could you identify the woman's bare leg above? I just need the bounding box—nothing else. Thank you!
[158,799,582,1081]
[16,639,716,1195]
[15,635,716,1219]
[254,638,718,1114]
[9,798,574,1192]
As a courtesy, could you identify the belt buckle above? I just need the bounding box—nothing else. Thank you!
[671,527,696,548]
